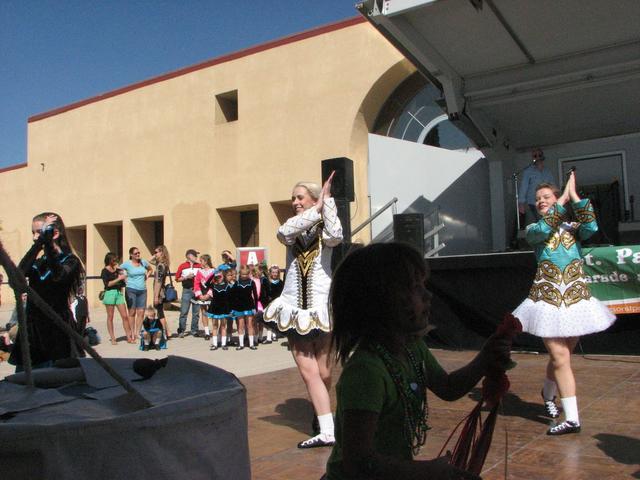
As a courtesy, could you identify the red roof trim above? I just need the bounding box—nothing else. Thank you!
[0,162,28,173]
[28,16,366,123]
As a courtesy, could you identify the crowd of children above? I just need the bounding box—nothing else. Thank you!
[137,254,285,353]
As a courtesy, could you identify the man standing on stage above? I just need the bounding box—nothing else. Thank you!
[519,148,555,225]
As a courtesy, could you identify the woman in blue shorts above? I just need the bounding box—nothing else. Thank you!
[120,247,153,336]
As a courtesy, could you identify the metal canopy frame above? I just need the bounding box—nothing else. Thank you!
[357,0,640,150]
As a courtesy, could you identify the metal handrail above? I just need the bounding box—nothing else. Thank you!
[352,197,398,236]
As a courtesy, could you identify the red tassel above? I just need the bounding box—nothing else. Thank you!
[440,314,522,475]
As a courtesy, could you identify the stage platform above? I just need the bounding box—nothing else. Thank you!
[246,348,640,479]
[426,251,640,355]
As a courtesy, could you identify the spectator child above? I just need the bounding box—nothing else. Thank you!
[140,305,166,351]
[324,242,510,479]
[250,263,266,343]
[205,269,232,350]
[260,265,284,343]
[194,254,216,340]
[230,265,258,350]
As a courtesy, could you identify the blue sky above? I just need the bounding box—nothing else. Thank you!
[0,1,359,169]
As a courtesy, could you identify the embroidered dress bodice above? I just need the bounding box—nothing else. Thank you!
[264,197,343,336]
[513,198,616,338]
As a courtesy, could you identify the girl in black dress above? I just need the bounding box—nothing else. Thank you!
[9,212,84,371]
[205,269,232,350]
[230,265,258,350]
[260,265,284,343]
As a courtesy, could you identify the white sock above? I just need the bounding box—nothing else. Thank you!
[239,335,244,347]
[267,331,273,341]
[317,413,334,438]
[560,396,579,424]
[204,326,210,336]
[543,378,558,400]
[221,336,227,347]
[249,335,254,347]
[212,335,218,347]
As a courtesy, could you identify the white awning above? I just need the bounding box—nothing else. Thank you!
[358,0,640,150]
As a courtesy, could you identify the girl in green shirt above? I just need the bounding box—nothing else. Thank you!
[325,242,510,480]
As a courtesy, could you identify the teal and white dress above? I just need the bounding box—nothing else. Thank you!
[513,199,616,338]
[263,198,343,337]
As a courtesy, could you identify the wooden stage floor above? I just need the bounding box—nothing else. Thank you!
[243,348,640,479]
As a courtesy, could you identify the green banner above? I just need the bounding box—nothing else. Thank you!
[583,245,640,315]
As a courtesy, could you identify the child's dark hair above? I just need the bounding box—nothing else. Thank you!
[330,242,428,365]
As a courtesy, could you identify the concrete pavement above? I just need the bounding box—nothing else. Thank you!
[0,304,296,379]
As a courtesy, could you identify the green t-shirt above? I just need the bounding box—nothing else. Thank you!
[325,339,445,480]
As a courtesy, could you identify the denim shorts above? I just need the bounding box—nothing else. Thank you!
[126,288,147,309]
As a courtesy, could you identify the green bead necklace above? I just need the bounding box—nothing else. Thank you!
[373,342,429,456]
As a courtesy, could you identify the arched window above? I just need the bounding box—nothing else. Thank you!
[373,72,474,150]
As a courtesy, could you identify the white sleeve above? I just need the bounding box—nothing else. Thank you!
[276,208,322,245]
[321,197,343,247]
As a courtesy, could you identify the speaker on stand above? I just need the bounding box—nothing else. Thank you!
[322,158,355,269]
[393,213,425,257]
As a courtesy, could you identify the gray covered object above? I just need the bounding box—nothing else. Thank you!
[0,356,250,479]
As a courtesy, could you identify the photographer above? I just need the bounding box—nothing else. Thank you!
[9,213,84,371]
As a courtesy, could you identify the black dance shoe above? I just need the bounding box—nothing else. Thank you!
[297,434,335,449]
[547,420,581,436]
[541,390,560,418]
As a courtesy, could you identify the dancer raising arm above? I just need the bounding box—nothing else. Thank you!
[263,172,343,448]
[513,171,616,435]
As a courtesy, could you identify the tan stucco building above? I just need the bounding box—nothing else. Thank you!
[0,17,416,304]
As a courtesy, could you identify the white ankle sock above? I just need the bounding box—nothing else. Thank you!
[204,326,210,335]
[317,413,334,438]
[560,396,579,424]
[239,335,244,347]
[212,335,218,347]
[543,378,558,400]
[221,336,227,347]
[249,335,254,347]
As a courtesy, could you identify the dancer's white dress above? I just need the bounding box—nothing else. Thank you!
[513,199,616,338]
[263,198,343,337]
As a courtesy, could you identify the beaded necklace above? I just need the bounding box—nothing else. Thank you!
[373,342,429,455]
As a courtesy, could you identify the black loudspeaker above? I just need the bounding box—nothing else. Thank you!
[322,157,354,201]
[393,214,425,257]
